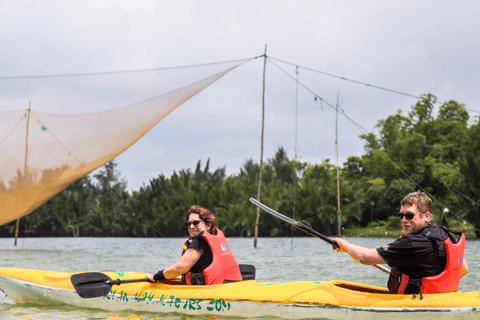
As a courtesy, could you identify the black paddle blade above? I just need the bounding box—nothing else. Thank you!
[71,272,113,299]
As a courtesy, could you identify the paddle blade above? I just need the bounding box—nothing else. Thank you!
[71,272,113,299]
[249,198,300,226]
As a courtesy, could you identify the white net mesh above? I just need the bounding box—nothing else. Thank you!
[0,61,245,225]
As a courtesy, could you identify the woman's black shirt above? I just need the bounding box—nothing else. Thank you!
[186,235,213,274]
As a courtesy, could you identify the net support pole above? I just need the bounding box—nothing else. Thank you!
[292,66,299,247]
[336,92,341,237]
[254,45,267,248]
[15,102,31,246]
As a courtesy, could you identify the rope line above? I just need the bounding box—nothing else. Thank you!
[401,154,480,207]
[269,56,430,101]
[466,108,480,114]
[267,58,369,133]
[270,56,480,114]
[30,112,81,164]
[268,56,479,233]
[0,113,25,147]
[0,56,262,80]
[381,151,480,233]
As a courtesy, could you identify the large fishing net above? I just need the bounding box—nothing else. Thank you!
[0,59,250,226]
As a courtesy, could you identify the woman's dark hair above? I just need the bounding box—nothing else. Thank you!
[185,205,218,235]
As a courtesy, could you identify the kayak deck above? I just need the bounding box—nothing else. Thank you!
[0,268,479,319]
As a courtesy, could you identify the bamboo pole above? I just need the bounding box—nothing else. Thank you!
[254,45,267,248]
[292,66,299,246]
[336,92,341,237]
[15,102,31,246]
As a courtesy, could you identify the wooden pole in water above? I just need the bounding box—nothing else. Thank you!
[292,66,299,246]
[254,45,267,248]
[336,92,341,237]
[15,102,31,246]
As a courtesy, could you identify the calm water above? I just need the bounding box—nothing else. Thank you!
[0,236,479,319]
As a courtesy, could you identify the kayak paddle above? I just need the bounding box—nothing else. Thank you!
[72,265,257,298]
[71,272,151,298]
[249,198,390,275]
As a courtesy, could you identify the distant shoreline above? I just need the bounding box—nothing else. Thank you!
[2,229,478,239]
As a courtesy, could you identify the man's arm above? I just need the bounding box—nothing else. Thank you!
[461,257,468,277]
[333,238,387,265]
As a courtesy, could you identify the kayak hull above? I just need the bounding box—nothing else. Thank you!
[0,268,479,319]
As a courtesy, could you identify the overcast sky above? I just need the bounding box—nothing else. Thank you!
[1,1,479,191]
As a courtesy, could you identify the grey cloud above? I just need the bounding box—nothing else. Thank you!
[1,1,480,190]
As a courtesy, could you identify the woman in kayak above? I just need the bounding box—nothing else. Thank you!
[147,205,242,285]
[332,191,468,295]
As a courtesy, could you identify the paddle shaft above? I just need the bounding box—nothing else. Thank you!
[292,223,339,247]
[249,198,390,275]
[107,278,150,286]
[297,224,390,274]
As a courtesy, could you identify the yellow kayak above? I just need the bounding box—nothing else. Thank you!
[0,268,479,319]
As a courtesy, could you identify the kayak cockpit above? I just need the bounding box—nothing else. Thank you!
[332,281,390,294]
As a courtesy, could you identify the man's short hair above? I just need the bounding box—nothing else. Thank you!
[400,191,433,213]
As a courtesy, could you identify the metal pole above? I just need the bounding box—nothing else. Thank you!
[254,45,267,248]
[15,102,31,246]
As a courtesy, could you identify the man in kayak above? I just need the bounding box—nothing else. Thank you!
[333,191,468,295]
[147,205,242,285]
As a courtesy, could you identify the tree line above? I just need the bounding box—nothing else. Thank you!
[2,94,480,238]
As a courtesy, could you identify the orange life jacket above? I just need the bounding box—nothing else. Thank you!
[396,232,465,296]
[183,229,242,285]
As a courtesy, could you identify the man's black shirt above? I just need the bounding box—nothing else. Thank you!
[376,221,447,279]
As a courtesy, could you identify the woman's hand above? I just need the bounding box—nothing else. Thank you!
[146,273,155,282]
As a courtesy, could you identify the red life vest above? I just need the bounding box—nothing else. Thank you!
[183,229,242,285]
[396,233,465,295]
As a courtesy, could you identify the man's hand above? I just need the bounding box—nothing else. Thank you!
[332,238,348,252]
[331,238,386,265]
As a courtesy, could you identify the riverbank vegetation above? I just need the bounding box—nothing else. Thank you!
[2,94,480,238]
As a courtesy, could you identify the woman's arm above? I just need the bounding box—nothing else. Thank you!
[147,248,202,281]
[461,257,468,277]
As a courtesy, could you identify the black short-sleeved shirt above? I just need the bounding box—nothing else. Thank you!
[186,236,213,274]
[376,221,447,279]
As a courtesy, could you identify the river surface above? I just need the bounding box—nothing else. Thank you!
[0,236,479,319]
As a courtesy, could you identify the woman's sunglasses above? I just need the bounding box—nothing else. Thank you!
[396,212,425,220]
[185,220,203,228]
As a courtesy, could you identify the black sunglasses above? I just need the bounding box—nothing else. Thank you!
[396,212,425,220]
[185,220,203,228]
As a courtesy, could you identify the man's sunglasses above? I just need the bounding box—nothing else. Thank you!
[185,220,203,228]
[396,212,425,220]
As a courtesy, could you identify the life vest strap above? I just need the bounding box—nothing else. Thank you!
[190,272,205,285]
[408,279,424,300]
